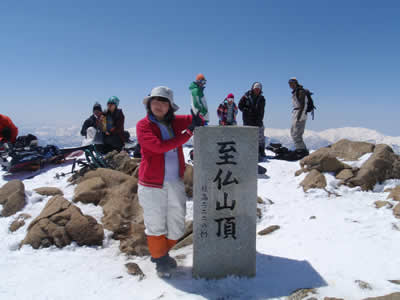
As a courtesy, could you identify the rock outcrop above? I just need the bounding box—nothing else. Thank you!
[374,201,393,209]
[258,225,280,236]
[296,140,400,192]
[73,168,147,256]
[22,196,104,249]
[300,170,327,192]
[394,203,400,219]
[34,187,63,196]
[104,151,140,176]
[336,169,354,181]
[300,148,351,174]
[0,180,26,217]
[9,213,31,232]
[347,144,400,191]
[328,139,375,161]
[387,185,400,201]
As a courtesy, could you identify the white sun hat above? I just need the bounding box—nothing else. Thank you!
[143,86,179,112]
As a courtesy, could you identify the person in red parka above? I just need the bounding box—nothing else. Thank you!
[136,86,203,277]
[0,114,18,144]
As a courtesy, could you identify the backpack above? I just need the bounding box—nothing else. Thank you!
[14,134,38,150]
[305,89,316,120]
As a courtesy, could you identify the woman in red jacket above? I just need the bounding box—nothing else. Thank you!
[136,86,203,277]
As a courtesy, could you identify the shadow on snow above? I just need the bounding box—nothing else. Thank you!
[163,252,327,299]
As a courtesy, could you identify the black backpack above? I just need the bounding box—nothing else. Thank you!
[14,134,38,149]
[305,89,316,120]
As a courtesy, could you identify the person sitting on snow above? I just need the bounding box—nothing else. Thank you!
[103,96,126,153]
[0,114,18,150]
[80,102,105,144]
[217,93,238,126]
[136,86,204,277]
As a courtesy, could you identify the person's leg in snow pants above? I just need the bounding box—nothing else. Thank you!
[258,125,266,158]
[138,181,187,259]
[290,120,307,150]
[258,126,265,149]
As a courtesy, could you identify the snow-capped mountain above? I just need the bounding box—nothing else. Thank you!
[267,127,400,153]
[17,125,400,154]
[18,125,83,148]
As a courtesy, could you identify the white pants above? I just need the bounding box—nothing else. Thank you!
[138,180,187,240]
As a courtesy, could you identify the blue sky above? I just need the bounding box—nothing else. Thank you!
[1,0,399,135]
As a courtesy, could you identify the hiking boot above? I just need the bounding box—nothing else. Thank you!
[152,254,177,278]
[153,256,172,278]
[156,262,171,278]
[269,143,282,148]
[295,149,309,159]
[165,254,177,269]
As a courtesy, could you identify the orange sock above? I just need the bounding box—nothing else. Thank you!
[166,239,177,251]
[147,235,168,259]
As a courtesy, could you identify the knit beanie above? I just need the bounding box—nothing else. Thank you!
[107,96,120,107]
[196,73,206,81]
[93,102,102,112]
[252,82,262,91]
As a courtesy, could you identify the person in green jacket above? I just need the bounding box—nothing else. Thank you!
[189,73,209,124]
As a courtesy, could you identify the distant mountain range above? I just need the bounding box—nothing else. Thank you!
[18,125,400,154]
[267,127,400,153]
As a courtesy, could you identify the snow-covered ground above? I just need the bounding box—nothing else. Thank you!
[1,150,400,299]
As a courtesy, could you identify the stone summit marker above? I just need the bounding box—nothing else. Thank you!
[193,126,258,279]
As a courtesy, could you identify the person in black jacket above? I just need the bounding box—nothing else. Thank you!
[103,96,126,153]
[80,102,104,139]
[238,82,266,159]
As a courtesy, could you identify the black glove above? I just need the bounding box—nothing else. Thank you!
[241,101,252,112]
[188,110,204,132]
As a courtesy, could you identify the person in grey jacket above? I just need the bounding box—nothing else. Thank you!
[289,78,309,157]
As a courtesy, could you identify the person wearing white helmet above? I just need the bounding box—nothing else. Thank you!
[136,86,204,277]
